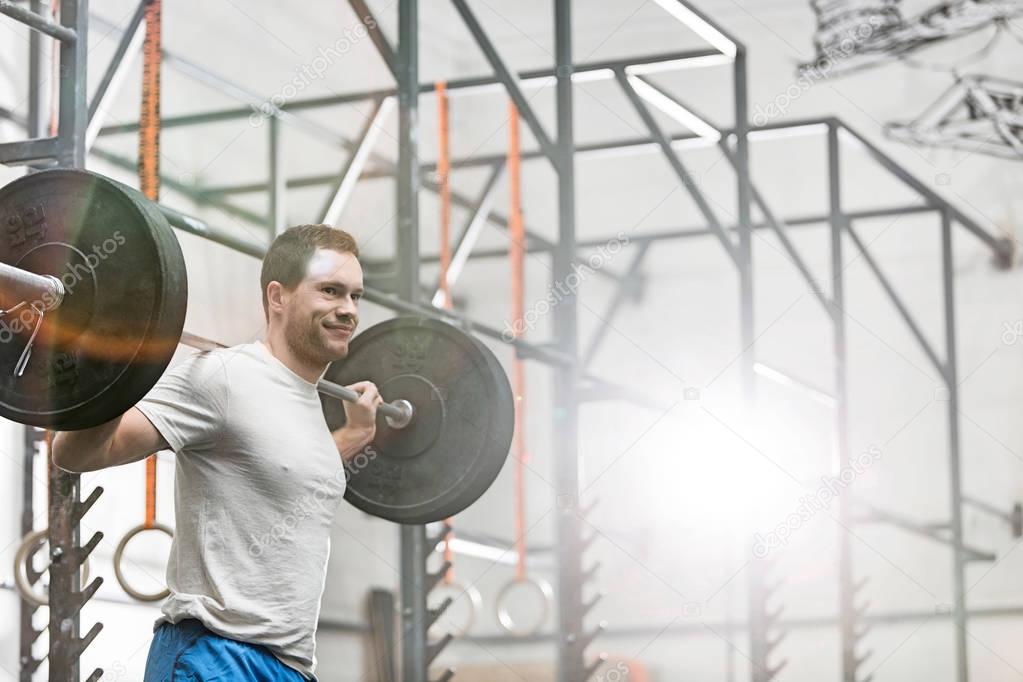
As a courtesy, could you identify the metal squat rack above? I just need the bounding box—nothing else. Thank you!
[0,0,1017,681]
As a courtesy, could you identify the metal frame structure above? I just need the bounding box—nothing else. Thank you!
[0,1,1016,681]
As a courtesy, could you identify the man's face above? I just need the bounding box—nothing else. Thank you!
[279,248,364,366]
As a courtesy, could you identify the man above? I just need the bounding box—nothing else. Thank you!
[52,224,381,681]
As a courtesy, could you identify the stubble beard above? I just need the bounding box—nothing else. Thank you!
[286,314,349,367]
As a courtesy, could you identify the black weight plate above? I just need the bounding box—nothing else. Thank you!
[321,317,514,524]
[448,332,517,514]
[0,169,187,430]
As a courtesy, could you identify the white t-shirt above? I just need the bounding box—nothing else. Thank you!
[135,341,345,680]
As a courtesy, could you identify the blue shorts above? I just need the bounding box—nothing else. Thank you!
[143,619,310,681]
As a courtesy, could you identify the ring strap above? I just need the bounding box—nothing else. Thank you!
[113,522,173,602]
[140,0,163,531]
[508,101,529,582]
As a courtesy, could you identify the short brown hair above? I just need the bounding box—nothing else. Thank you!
[261,224,360,321]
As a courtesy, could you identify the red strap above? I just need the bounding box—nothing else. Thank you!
[437,81,452,311]
[436,81,457,584]
[508,101,528,582]
[140,0,162,529]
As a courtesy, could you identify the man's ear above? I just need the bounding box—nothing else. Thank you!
[266,281,286,314]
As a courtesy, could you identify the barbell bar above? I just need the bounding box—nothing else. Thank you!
[177,332,414,429]
[0,261,65,312]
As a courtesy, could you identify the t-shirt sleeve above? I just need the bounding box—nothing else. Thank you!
[135,350,231,453]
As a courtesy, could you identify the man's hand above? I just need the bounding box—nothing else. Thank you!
[333,380,382,461]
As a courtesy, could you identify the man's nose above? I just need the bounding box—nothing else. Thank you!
[334,298,357,318]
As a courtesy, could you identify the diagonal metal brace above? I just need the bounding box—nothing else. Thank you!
[449,0,558,164]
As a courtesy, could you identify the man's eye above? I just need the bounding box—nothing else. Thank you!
[352,293,362,302]
[324,287,338,295]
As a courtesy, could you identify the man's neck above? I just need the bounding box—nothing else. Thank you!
[261,331,325,385]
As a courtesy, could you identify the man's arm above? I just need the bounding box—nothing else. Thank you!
[53,349,228,472]
[52,407,168,473]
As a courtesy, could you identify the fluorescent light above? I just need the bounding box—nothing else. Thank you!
[431,167,503,308]
[445,68,615,100]
[740,122,830,142]
[570,67,616,84]
[626,54,734,75]
[753,362,836,408]
[649,0,738,59]
[86,21,146,152]
[578,135,719,162]
[628,75,721,142]
[322,97,394,225]
[432,537,517,565]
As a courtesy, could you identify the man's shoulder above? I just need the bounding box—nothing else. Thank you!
[170,342,260,384]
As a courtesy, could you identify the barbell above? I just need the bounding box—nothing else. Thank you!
[0,169,514,524]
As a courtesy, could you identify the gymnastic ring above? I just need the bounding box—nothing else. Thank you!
[428,580,483,638]
[113,522,173,602]
[14,528,91,608]
[495,576,554,636]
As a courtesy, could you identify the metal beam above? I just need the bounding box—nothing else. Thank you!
[19,428,40,682]
[0,0,77,41]
[48,3,96,679]
[551,1,588,680]
[616,70,740,265]
[394,2,432,678]
[86,0,146,150]
[581,241,649,367]
[845,224,946,378]
[89,146,270,228]
[837,121,1010,262]
[855,504,994,563]
[27,0,47,139]
[56,0,86,168]
[941,208,971,682]
[159,203,268,258]
[0,136,59,165]
[829,120,858,682]
[347,0,397,79]
[450,0,558,164]
[723,140,835,317]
